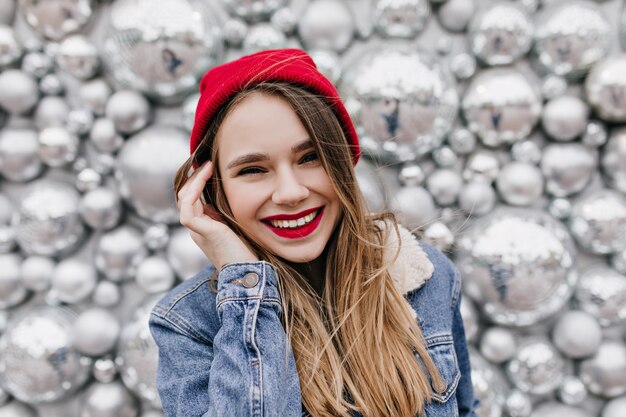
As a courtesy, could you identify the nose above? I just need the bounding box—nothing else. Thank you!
[272,166,309,206]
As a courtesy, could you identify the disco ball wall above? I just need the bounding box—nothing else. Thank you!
[0,0,626,416]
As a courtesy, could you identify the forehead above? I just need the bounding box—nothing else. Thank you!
[215,92,310,157]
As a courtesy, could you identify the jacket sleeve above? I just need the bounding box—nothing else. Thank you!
[149,261,303,417]
[451,267,481,417]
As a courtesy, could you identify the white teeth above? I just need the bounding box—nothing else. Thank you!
[269,210,319,229]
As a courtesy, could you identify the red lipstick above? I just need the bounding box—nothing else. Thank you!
[261,206,321,221]
[262,207,325,239]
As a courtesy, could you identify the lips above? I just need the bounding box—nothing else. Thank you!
[260,206,321,221]
[261,207,325,239]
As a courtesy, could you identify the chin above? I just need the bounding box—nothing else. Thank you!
[273,245,325,264]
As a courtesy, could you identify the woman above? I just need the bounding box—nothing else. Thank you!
[149,48,480,417]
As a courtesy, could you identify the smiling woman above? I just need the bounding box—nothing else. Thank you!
[149,48,480,417]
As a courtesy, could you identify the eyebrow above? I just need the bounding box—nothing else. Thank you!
[225,139,314,170]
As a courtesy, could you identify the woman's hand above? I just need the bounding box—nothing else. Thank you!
[177,160,259,270]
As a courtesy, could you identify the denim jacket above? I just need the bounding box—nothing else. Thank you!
[149,226,481,417]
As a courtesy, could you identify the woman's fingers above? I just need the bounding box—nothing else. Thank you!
[178,161,220,235]
[177,161,213,210]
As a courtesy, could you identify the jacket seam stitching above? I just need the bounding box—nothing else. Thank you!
[164,277,212,314]
[151,310,212,345]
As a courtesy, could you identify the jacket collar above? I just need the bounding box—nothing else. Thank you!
[383,223,435,295]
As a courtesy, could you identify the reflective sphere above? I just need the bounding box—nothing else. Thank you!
[221,0,285,22]
[79,187,122,230]
[94,226,148,282]
[341,46,458,155]
[460,298,479,344]
[438,0,476,33]
[541,144,597,197]
[82,381,139,417]
[355,158,386,212]
[0,401,37,417]
[92,357,118,383]
[270,7,297,34]
[0,69,39,115]
[569,190,626,254]
[507,338,565,395]
[506,389,532,417]
[463,68,541,146]
[558,376,588,406]
[18,0,93,40]
[105,90,151,135]
[447,127,476,155]
[242,23,287,54]
[297,0,354,52]
[0,306,91,403]
[586,55,626,122]
[102,0,223,104]
[390,186,438,231]
[469,3,533,66]
[0,253,28,309]
[552,310,602,358]
[541,75,568,100]
[495,162,543,206]
[373,0,430,39]
[422,222,454,251]
[480,326,517,364]
[511,140,542,165]
[469,348,508,417]
[0,25,21,67]
[575,266,626,327]
[458,181,496,216]
[464,150,501,183]
[21,51,54,79]
[0,127,42,182]
[57,35,99,80]
[37,126,79,167]
[143,224,169,251]
[541,96,589,141]
[79,78,112,116]
[223,18,247,47]
[34,95,70,129]
[92,280,121,308]
[580,341,626,398]
[115,126,188,223]
[166,227,210,280]
[449,53,476,80]
[583,121,609,147]
[117,297,161,408]
[74,308,121,357]
[39,73,64,96]
[51,258,98,304]
[0,1,14,24]
[534,1,611,78]
[20,255,54,292]
[530,402,593,417]
[603,397,626,417]
[456,208,577,326]
[426,169,462,206]
[13,179,85,256]
[602,128,626,193]
[308,49,341,85]
[180,93,199,133]
[136,257,175,294]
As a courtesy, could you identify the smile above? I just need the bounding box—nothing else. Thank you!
[261,207,325,239]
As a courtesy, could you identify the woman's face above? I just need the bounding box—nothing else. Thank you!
[215,92,341,264]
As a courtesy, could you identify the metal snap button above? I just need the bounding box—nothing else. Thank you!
[241,272,259,288]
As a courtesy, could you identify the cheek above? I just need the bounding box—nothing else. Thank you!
[222,181,263,222]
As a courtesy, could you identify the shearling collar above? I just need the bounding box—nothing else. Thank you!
[382,223,435,295]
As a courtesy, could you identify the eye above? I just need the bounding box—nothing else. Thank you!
[237,166,265,176]
[300,151,318,164]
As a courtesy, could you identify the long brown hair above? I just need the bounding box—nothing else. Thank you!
[174,81,446,416]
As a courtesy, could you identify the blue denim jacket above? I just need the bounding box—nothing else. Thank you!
[149,238,481,417]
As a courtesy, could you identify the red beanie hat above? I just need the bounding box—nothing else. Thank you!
[189,48,360,166]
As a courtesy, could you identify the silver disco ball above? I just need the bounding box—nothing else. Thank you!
[340,45,458,158]
[462,67,541,147]
[0,306,91,403]
[506,338,566,395]
[534,1,611,78]
[101,0,224,104]
[12,179,86,256]
[469,348,508,417]
[468,3,534,66]
[602,127,626,193]
[115,125,189,224]
[18,0,94,41]
[569,190,626,254]
[456,208,577,326]
[575,265,626,327]
[116,296,161,409]
[585,54,626,122]
[222,0,286,22]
